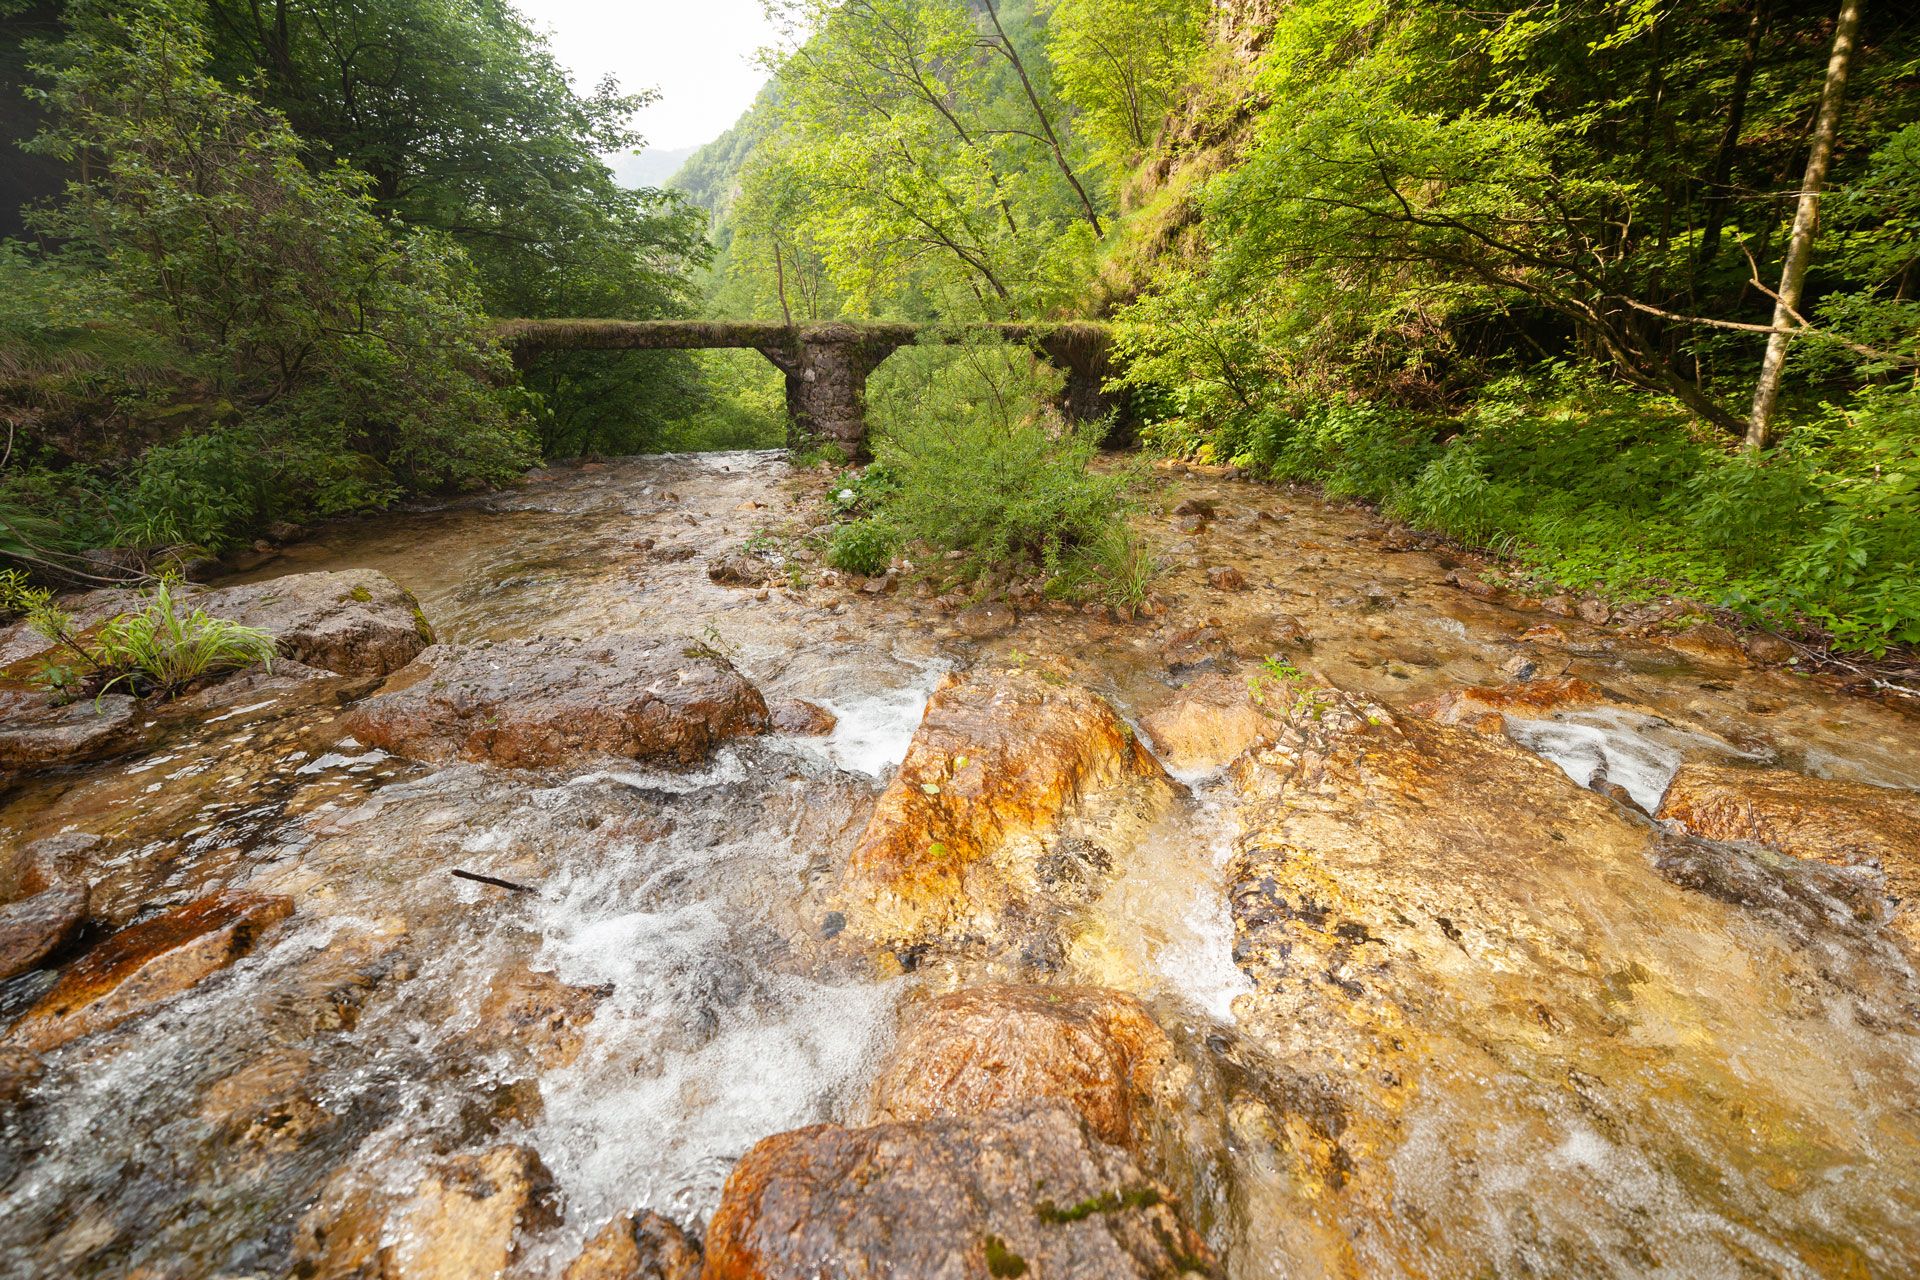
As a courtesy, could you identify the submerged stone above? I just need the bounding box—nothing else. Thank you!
[1658,760,1920,947]
[8,890,293,1053]
[563,1209,702,1280]
[0,880,89,980]
[294,1144,559,1280]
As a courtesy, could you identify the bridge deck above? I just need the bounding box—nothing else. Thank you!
[494,318,1107,354]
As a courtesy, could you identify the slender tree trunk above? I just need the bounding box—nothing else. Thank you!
[1747,0,1864,450]
[979,0,1105,238]
[1698,0,1771,267]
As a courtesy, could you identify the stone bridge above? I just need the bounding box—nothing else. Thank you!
[497,319,1116,458]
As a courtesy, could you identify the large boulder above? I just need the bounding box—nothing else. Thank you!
[204,568,431,676]
[7,890,292,1053]
[870,984,1176,1157]
[343,636,771,769]
[702,1103,1214,1280]
[0,880,89,980]
[1658,761,1920,946]
[842,668,1172,947]
[1211,690,1920,1277]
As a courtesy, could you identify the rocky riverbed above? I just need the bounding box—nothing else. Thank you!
[2,450,1918,1278]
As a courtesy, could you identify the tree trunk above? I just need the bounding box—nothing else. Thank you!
[1697,0,1771,267]
[1746,0,1864,451]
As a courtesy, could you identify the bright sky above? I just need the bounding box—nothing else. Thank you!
[512,0,780,152]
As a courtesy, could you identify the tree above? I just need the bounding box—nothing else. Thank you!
[25,0,532,545]
[745,0,1106,319]
[1042,0,1205,182]
[194,0,713,454]
[1747,0,1866,449]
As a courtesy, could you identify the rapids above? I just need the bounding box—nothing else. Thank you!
[2,450,1917,1277]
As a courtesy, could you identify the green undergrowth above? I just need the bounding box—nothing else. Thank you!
[816,341,1154,608]
[1145,368,1920,656]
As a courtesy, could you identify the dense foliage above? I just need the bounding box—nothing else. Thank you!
[853,339,1148,603]
[4,2,533,560]
[673,0,1917,652]
[1,0,719,572]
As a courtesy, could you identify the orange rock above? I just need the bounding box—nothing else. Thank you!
[563,1209,701,1280]
[843,669,1170,944]
[1656,622,1751,667]
[869,984,1175,1155]
[1410,675,1604,731]
[1206,565,1248,592]
[1140,671,1276,773]
[296,1145,559,1280]
[9,890,292,1053]
[703,1104,1212,1280]
[1658,761,1920,945]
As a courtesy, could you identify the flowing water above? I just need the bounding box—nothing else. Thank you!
[2,450,1918,1277]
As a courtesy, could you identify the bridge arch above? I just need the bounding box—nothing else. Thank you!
[497,319,1119,459]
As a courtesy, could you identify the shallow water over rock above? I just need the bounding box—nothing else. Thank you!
[3,450,1918,1277]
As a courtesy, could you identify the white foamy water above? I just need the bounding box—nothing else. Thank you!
[787,660,946,778]
[1502,706,1758,812]
[1077,788,1252,1023]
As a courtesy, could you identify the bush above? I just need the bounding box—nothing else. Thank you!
[826,519,896,575]
[94,579,277,698]
[3,1,534,563]
[1135,361,1920,654]
[865,339,1146,597]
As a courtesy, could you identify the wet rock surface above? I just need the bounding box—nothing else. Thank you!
[844,666,1172,947]
[563,1209,702,1280]
[1140,671,1276,774]
[0,690,146,773]
[7,890,293,1053]
[1658,760,1920,945]
[345,636,771,767]
[0,880,89,980]
[703,1102,1215,1280]
[1219,697,1920,1276]
[5,452,1920,1279]
[294,1144,559,1280]
[870,984,1175,1155]
[206,568,432,676]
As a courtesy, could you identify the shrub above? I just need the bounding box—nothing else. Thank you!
[826,519,896,575]
[866,339,1147,598]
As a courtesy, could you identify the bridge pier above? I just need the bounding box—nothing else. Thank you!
[758,326,905,461]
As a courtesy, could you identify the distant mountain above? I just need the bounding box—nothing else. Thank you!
[606,145,699,190]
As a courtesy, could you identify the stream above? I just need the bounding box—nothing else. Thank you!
[3,449,1918,1278]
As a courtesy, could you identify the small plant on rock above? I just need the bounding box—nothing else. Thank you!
[93,579,276,700]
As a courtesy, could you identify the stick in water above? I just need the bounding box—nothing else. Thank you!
[451,868,534,893]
